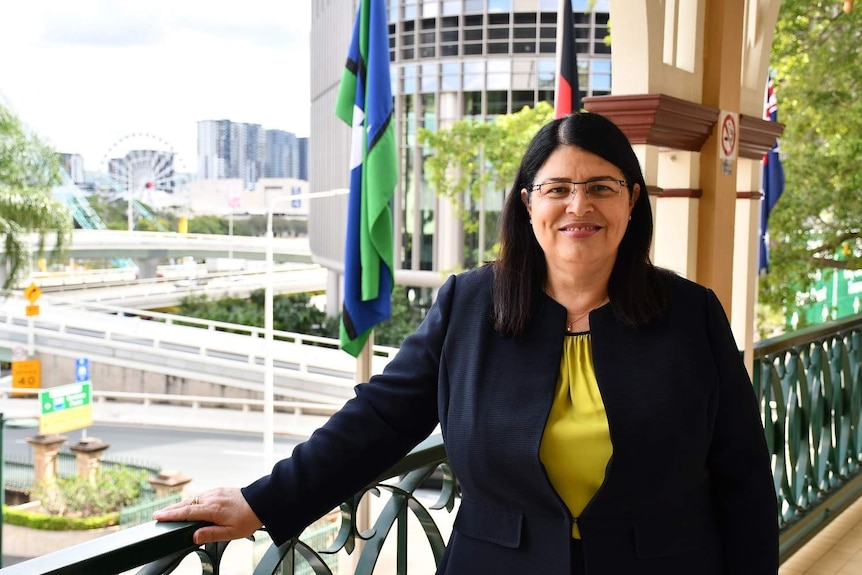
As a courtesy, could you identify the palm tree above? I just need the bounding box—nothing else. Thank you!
[0,102,73,291]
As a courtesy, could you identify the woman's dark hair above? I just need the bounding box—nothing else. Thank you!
[493,111,668,336]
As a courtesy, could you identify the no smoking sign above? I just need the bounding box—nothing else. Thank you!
[718,110,739,161]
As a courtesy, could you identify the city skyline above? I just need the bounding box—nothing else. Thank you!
[0,1,312,173]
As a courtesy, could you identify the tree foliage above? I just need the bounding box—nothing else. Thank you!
[759,1,862,320]
[177,286,427,348]
[418,101,555,235]
[0,103,73,289]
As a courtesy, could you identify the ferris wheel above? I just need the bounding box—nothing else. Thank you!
[101,132,186,203]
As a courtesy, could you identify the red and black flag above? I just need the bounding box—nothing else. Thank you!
[554,0,581,118]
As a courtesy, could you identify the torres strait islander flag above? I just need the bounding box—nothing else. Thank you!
[335,0,397,357]
[554,0,581,118]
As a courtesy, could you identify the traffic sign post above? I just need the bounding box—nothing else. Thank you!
[11,359,41,391]
[24,283,41,317]
[75,357,90,383]
[39,382,93,436]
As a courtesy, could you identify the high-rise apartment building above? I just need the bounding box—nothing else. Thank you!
[309,0,611,277]
[199,121,307,187]
[197,120,231,180]
[297,137,309,181]
[197,119,264,190]
[264,129,306,179]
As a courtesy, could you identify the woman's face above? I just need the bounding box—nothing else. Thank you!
[521,145,639,276]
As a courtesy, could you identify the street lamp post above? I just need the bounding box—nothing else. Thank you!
[263,188,348,472]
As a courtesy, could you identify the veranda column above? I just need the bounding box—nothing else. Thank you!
[695,0,744,310]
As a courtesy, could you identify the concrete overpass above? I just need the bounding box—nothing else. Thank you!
[30,230,313,278]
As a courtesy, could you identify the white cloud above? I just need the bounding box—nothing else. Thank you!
[0,0,311,171]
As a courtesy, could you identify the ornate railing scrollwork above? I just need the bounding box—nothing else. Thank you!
[754,313,862,562]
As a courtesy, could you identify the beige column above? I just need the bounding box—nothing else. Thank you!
[26,434,68,485]
[695,0,744,311]
[654,150,702,278]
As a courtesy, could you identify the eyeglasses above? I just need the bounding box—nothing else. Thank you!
[530,179,627,201]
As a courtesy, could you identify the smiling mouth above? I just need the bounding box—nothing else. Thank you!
[561,224,601,232]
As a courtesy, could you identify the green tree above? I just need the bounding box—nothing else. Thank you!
[0,103,73,289]
[418,102,555,264]
[759,1,862,325]
[188,214,229,235]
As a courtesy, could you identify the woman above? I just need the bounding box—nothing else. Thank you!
[155,112,778,574]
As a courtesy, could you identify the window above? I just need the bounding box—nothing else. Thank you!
[486,60,511,90]
[486,91,507,115]
[464,0,485,13]
[512,91,535,112]
[403,65,417,93]
[422,93,436,131]
[421,63,438,92]
[463,91,482,117]
[442,1,461,15]
[441,62,460,90]
[463,60,485,90]
[538,59,555,89]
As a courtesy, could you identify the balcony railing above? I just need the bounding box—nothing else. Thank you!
[753,313,862,562]
[1,313,861,574]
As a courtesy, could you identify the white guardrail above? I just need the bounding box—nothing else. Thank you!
[0,293,398,407]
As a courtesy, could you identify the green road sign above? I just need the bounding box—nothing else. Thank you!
[39,382,93,435]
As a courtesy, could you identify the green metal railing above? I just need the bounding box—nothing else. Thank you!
[754,313,862,562]
[1,313,860,573]
[0,434,451,575]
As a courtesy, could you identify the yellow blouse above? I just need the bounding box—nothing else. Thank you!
[539,333,612,539]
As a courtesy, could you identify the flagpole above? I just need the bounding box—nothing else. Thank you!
[354,332,373,558]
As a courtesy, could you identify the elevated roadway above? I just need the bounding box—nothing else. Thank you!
[36,230,312,264]
[0,293,397,407]
[38,264,327,308]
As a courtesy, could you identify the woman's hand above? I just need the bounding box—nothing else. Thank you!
[153,487,263,545]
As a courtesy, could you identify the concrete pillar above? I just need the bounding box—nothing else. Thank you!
[134,257,161,279]
[435,196,464,272]
[69,437,110,485]
[325,268,341,318]
[694,0,745,310]
[26,434,68,485]
[148,469,192,498]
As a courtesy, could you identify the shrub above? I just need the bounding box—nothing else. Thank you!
[29,467,149,518]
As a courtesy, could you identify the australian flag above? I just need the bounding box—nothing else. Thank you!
[759,75,785,274]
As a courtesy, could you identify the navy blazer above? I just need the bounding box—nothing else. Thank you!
[243,265,778,575]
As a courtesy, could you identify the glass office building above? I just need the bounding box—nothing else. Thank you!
[309,0,611,274]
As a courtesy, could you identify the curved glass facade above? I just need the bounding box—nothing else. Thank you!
[387,0,611,271]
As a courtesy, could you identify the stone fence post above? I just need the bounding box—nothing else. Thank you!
[69,437,110,484]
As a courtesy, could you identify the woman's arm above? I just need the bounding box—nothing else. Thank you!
[704,289,778,573]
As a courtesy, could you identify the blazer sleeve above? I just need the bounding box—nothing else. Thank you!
[242,274,457,545]
[703,289,779,573]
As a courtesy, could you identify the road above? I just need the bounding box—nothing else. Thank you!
[3,423,302,494]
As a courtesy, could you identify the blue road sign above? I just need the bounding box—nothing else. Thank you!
[75,357,90,382]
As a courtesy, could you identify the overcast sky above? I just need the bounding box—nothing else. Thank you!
[0,0,312,172]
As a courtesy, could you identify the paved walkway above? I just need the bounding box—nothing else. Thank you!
[780,496,862,575]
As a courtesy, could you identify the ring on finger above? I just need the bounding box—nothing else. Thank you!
[190,497,200,505]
